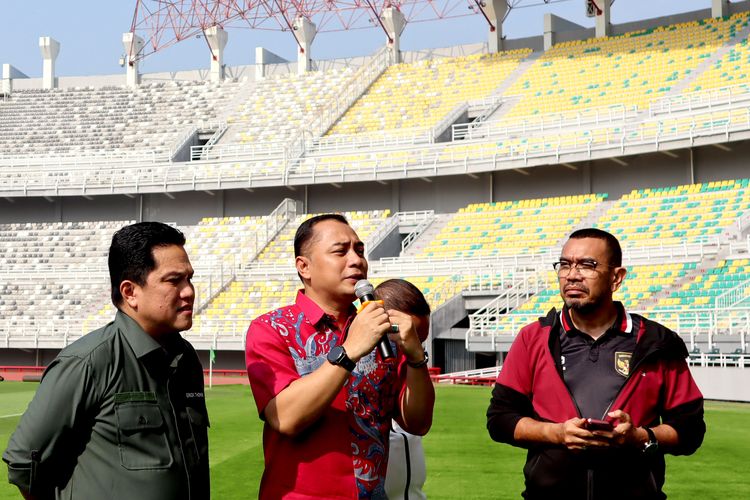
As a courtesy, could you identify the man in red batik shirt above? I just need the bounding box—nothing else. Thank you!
[246,214,435,499]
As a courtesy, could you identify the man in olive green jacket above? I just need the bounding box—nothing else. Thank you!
[3,222,209,500]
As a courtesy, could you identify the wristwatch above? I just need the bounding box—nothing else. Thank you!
[407,350,429,369]
[327,345,356,372]
[643,427,659,455]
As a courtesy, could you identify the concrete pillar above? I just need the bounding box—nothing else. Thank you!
[293,17,316,74]
[205,26,228,82]
[544,13,586,51]
[481,0,508,53]
[122,32,144,88]
[594,0,611,38]
[39,37,60,90]
[381,7,406,65]
[712,0,729,18]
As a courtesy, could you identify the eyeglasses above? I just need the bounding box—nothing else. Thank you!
[552,259,616,278]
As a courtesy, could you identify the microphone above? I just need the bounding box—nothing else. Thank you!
[354,279,395,359]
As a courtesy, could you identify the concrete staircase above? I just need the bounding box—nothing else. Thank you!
[485,51,544,122]
[402,213,454,257]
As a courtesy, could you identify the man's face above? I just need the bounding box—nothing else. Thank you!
[297,219,368,303]
[130,244,195,336]
[557,237,624,313]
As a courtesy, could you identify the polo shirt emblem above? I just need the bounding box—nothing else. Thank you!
[615,352,632,377]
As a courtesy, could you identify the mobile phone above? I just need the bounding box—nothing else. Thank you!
[585,418,614,431]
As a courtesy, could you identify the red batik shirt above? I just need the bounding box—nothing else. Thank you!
[246,290,407,499]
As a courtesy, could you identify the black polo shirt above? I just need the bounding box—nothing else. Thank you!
[559,303,638,420]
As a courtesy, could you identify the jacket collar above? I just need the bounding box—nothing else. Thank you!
[114,310,165,359]
[559,301,633,336]
[541,305,688,368]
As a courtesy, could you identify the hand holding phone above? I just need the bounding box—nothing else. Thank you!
[585,418,614,432]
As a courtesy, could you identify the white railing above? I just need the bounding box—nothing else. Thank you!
[467,306,750,346]
[688,353,750,368]
[190,138,287,161]
[466,269,548,341]
[453,104,638,141]
[310,128,433,153]
[433,366,502,382]
[0,149,169,168]
[294,45,392,145]
[366,215,400,253]
[169,121,226,160]
[4,93,750,197]
[401,215,435,253]
[650,83,750,116]
[432,102,469,140]
[716,277,750,309]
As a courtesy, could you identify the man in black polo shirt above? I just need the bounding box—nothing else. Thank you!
[487,228,705,499]
[4,222,209,499]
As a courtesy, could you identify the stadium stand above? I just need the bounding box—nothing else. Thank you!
[501,13,750,120]
[4,5,750,388]
[595,179,750,246]
[0,81,237,158]
[326,49,532,136]
[419,194,607,258]
[227,67,356,146]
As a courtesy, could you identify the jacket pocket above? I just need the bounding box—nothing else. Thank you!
[186,405,210,461]
[115,401,173,470]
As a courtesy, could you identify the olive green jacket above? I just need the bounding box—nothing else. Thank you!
[3,311,210,499]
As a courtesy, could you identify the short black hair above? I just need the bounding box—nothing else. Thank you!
[374,279,431,317]
[109,222,186,306]
[568,228,622,267]
[294,213,350,258]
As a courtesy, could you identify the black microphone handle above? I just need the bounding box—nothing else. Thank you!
[378,335,395,359]
[359,293,395,359]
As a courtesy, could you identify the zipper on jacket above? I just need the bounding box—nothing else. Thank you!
[599,350,656,420]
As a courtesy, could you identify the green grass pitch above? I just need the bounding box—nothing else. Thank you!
[1,383,748,499]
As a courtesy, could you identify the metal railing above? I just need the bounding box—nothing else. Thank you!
[650,83,750,117]
[6,90,750,197]
[688,353,750,368]
[453,103,638,141]
[401,214,435,253]
[467,306,750,349]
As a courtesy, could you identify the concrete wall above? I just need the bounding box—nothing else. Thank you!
[367,226,402,261]
[691,366,750,402]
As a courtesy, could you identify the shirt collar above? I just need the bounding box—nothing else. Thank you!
[294,289,356,328]
[115,310,168,359]
[560,301,633,336]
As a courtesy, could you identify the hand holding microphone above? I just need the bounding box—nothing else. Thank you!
[354,280,395,359]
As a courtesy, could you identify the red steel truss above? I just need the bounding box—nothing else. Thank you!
[129,0,476,59]
[128,0,559,60]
